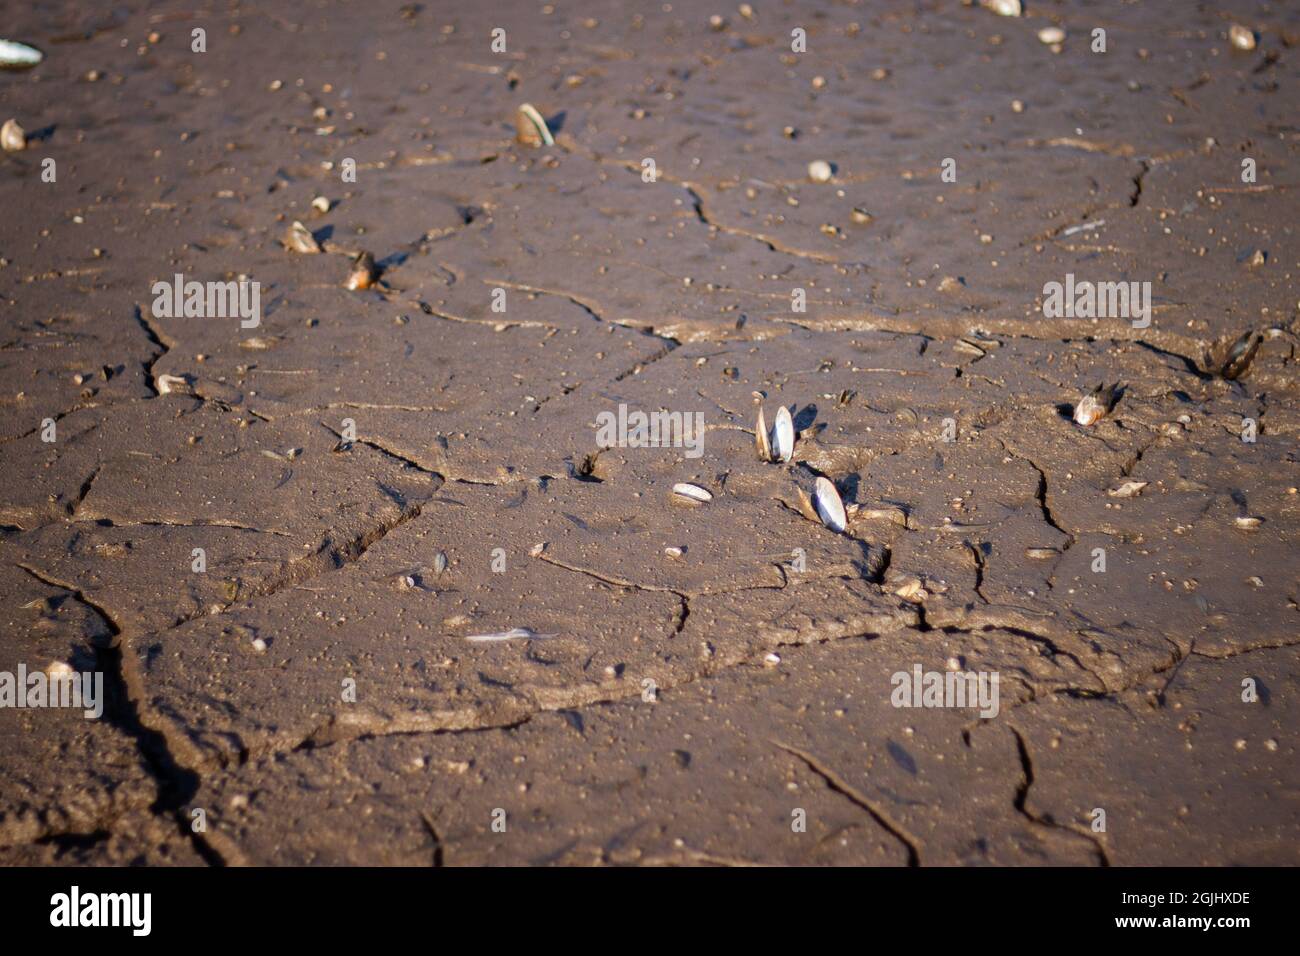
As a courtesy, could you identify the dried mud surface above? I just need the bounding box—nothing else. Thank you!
[0,0,1296,865]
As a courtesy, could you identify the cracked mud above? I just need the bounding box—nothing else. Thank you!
[1,0,1297,865]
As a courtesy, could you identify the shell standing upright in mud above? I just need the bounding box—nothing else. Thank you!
[1074,383,1118,427]
[813,477,847,533]
[754,405,772,462]
[672,482,713,503]
[284,221,321,254]
[771,406,795,463]
[1220,331,1261,380]
[345,251,379,290]
[515,103,554,147]
[0,39,43,70]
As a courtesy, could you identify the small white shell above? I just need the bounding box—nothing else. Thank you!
[1235,516,1263,529]
[807,160,832,183]
[982,0,1021,17]
[1229,24,1256,51]
[1037,27,1065,45]
[771,406,795,463]
[813,477,846,533]
[1074,394,1106,427]
[285,220,321,254]
[672,482,713,503]
[515,103,554,147]
[311,196,331,214]
[156,373,192,395]
[1,118,25,152]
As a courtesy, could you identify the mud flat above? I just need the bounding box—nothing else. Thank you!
[0,0,1296,865]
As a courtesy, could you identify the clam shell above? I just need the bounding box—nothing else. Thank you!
[1025,547,1061,560]
[465,627,556,643]
[771,406,795,462]
[345,251,378,290]
[982,0,1022,17]
[807,160,832,183]
[0,40,43,70]
[1235,516,1263,529]
[813,476,846,533]
[754,406,772,461]
[672,482,713,503]
[285,221,321,254]
[1229,24,1256,51]
[1037,27,1065,44]
[1,118,25,152]
[515,103,554,147]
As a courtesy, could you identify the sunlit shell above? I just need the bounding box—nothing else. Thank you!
[807,160,832,183]
[345,251,378,290]
[1037,27,1065,45]
[311,196,331,214]
[1228,24,1256,51]
[465,627,556,643]
[1234,516,1263,530]
[1,118,25,152]
[771,406,795,462]
[1074,383,1117,427]
[0,40,43,70]
[1220,330,1260,380]
[894,577,928,603]
[813,476,846,533]
[1025,547,1061,560]
[754,406,772,461]
[515,103,554,147]
[982,0,1022,17]
[156,373,192,396]
[284,221,320,254]
[672,482,713,503]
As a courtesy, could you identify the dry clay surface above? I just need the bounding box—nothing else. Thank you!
[0,0,1297,865]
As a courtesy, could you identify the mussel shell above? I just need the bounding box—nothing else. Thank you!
[813,476,846,533]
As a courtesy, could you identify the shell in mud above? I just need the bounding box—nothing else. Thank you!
[1025,546,1061,560]
[1108,480,1148,498]
[982,0,1022,17]
[284,220,321,254]
[771,406,795,463]
[1228,24,1256,51]
[813,476,847,533]
[1,118,25,152]
[1220,331,1261,380]
[1038,27,1065,45]
[515,103,554,147]
[346,251,379,290]
[672,482,713,503]
[754,406,772,462]
[807,160,832,183]
[0,40,43,70]
[1074,383,1117,427]
[1234,516,1263,530]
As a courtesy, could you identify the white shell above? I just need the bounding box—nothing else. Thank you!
[0,40,43,68]
[285,220,320,254]
[813,477,846,533]
[1074,394,1105,426]
[465,627,556,643]
[1234,516,1263,529]
[672,482,713,502]
[982,0,1022,16]
[515,103,554,146]
[771,406,795,462]
[1229,24,1256,51]
[807,160,832,183]
[1038,27,1065,45]
[1,118,25,152]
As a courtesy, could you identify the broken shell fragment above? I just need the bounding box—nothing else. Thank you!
[0,39,44,70]
[1074,383,1118,427]
[345,251,379,290]
[284,220,321,254]
[894,577,928,603]
[1,118,25,151]
[1228,24,1256,51]
[1235,516,1263,530]
[310,195,331,214]
[515,103,554,147]
[754,406,772,462]
[1108,480,1148,498]
[156,373,193,396]
[813,476,847,533]
[465,627,557,643]
[807,160,832,183]
[1038,26,1066,45]
[672,482,713,503]
[1025,547,1061,560]
[771,406,795,463]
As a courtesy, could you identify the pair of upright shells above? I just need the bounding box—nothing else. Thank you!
[755,405,795,463]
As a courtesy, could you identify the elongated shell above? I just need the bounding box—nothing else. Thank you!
[754,406,772,461]
[1221,331,1260,380]
[0,40,43,70]
[1074,383,1116,426]
[771,406,795,462]
[515,103,554,147]
[813,477,846,533]
[672,482,713,503]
